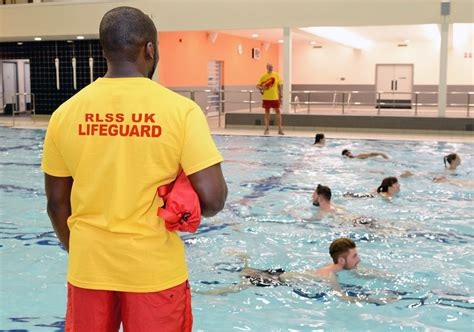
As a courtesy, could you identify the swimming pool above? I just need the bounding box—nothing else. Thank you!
[1,126,473,331]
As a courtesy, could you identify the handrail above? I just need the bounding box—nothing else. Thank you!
[11,92,36,127]
[171,89,473,122]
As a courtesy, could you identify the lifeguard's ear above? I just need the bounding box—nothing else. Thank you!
[145,41,155,60]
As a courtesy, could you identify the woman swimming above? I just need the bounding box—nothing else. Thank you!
[443,153,461,171]
[376,176,400,199]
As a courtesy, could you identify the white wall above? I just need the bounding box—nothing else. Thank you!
[291,38,473,86]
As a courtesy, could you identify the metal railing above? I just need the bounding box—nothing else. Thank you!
[172,89,473,126]
[11,92,36,127]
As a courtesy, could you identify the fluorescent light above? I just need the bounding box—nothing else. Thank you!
[300,27,372,49]
[77,36,85,40]
[34,37,42,41]
[453,23,473,49]
[310,41,317,45]
[278,39,284,43]
[252,34,259,38]
[420,24,440,44]
[17,42,23,45]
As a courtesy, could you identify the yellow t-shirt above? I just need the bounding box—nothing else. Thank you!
[258,71,283,101]
[41,77,223,292]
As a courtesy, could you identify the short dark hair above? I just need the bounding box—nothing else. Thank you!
[329,238,356,264]
[342,149,350,156]
[99,6,157,62]
[316,184,331,201]
[314,133,325,144]
[377,176,398,193]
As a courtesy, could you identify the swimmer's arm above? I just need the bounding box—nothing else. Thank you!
[400,171,415,178]
[285,207,315,222]
[193,281,251,296]
[44,174,73,252]
[353,266,396,281]
[279,272,322,284]
[356,153,389,159]
[330,273,398,305]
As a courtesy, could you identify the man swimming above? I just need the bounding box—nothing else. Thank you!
[195,238,398,305]
[312,184,339,218]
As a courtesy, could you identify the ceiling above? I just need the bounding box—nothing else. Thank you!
[217,24,474,46]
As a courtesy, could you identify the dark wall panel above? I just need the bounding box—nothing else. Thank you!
[0,40,107,114]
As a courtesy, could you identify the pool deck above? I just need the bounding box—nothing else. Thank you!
[1,113,473,143]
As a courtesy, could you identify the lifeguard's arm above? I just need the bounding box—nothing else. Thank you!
[44,174,73,252]
[278,78,283,100]
[189,163,228,217]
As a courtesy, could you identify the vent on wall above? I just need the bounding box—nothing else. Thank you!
[397,43,408,47]
[312,45,323,49]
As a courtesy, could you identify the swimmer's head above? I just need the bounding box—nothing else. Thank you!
[100,6,158,79]
[377,176,400,194]
[313,184,332,206]
[266,63,273,72]
[444,153,460,169]
[342,149,353,158]
[329,237,360,270]
[314,133,325,145]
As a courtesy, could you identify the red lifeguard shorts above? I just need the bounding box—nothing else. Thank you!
[65,281,192,332]
[262,100,281,110]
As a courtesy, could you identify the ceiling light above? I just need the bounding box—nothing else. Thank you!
[404,39,410,43]
[300,27,373,49]
[34,37,42,41]
[252,34,259,38]
[420,24,440,44]
[453,23,473,49]
[278,40,284,43]
[17,42,23,45]
[310,41,317,45]
[77,36,85,40]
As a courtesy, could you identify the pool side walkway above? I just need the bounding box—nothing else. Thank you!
[1,114,473,143]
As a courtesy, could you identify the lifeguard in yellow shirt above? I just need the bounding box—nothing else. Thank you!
[42,6,228,332]
[257,63,284,135]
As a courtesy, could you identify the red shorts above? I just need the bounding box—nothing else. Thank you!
[262,100,280,110]
[65,281,192,332]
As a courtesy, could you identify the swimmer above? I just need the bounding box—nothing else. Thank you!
[342,149,389,160]
[312,184,341,218]
[443,153,461,171]
[195,238,398,305]
[432,175,474,188]
[343,192,376,199]
[313,133,325,146]
[376,176,400,199]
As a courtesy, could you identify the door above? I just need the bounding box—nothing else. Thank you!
[375,65,395,100]
[24,61,32,111]
[376,64,413,108]
[393,65,413,100]
[2,61,19,114]
[207,60,223,117]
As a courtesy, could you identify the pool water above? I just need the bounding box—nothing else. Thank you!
[0,126,473,331]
